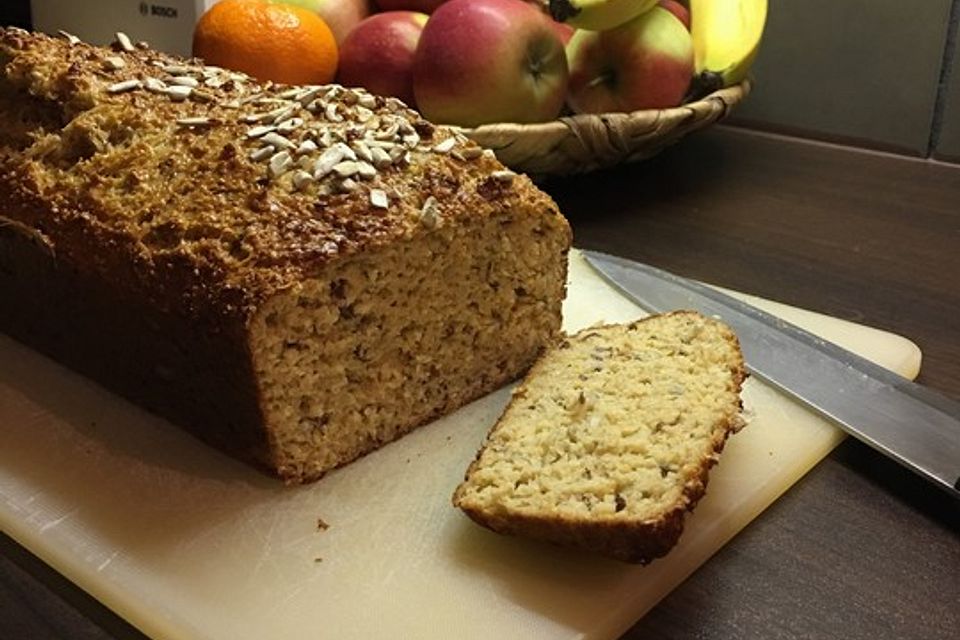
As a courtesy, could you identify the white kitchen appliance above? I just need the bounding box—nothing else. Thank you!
[30,0,216,56]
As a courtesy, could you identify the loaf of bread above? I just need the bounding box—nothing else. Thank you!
[453,311,747,563]
[0,28,571,484]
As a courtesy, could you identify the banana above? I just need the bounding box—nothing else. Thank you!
[690,0,768,88]
[549,0,660,32]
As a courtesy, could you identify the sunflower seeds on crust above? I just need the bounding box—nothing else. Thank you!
[246,125,276,139]
[58,30,81,45]
[165,85,192,101]
[249,145,274,162]
[369,189,389,209]
[114,32,135,52]
[432,137,456,154]
[292,170,314,190]
[107,79,141,93]
[268,151,293,178]
[104,56,126,71]
[370,146,392,169]
[168,76,199,88]
[420,196,440,229]
[261,132,295,150]
[176,117,216,128]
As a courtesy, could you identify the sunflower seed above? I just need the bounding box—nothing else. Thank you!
[114,32,135,52]
[104,56,126,71]
[296,87,323,105]
[332,161,360,177]
[276,117,304,134]
[491,170,516,184]
[385,97,406,112]
[389,144,407,163]
[375,122,400,141]
[325,102,344,122]
[272,106,298,124]
[305,99,324,114]
[168,75,199,88]
[482,148,497,160]
[352,140,373,163]
[58,30,81,45]
[358,93,377,109]
[357,161,377,180]
[144,77,167,92]
[249,145,274,162]
[313,146,346,178]
[369,189,388,209]
[318,130,335,147]
[162,64,192,75]
[298,155,313,170]
[268,151,293,178]
[107,79,141,93]
[204,76,227,88]
[432,137,456,154]
[292,170,314,190]
[333,142,357,161]
[370,146,392,169]
[164,85,192,101]
[460,146,483,160]
[420,196,439,229]
[261,132,295,150]
[337,178,358,193]
[402,132,420,148]
[176,117,215,127]
[296,140,318,155]
[278,87,302,100]
[355,106,374,123]
[246,125,276,139]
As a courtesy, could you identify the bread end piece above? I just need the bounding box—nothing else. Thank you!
[453,311,748,564]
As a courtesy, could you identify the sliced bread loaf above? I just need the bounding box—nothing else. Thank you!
[453,310,747,563]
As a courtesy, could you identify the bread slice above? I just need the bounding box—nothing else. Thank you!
[453,311,747,563]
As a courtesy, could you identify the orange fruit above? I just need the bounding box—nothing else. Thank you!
[193,0,338,85]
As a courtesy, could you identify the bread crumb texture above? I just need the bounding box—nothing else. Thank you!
[0,29,572,483]
[454,311,747,563]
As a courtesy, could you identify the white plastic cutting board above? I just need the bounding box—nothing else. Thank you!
[0,250,921,640]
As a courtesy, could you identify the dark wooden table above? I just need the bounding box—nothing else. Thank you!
[2,126,959,639]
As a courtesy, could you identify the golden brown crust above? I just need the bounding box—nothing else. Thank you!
[0,27,567,324]
[453,311,748,564]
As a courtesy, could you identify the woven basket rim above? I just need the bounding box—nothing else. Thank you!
[452,80,750,138]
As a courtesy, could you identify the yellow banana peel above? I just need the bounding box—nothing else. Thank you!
[691,0,768,88]
[549,0,660,32]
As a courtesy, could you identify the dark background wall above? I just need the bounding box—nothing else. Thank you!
[2,0,959,161]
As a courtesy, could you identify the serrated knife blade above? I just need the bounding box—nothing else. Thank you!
[583,250,960,498]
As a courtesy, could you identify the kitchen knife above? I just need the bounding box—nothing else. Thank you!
[583,250,960,499]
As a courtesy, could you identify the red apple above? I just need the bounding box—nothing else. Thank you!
[279,0,373,45]
[375,0,450,12]
[550,20,575,45]
[566,6,693,114]
[413,0,569,126]
[658,0,690,30]
[337,11,429,107]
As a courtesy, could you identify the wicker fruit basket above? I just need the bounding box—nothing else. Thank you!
[454,81,749,176]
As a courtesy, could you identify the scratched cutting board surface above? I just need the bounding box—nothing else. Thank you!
[0,250,921,640]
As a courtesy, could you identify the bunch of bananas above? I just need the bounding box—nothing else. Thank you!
[549,0,768,90]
